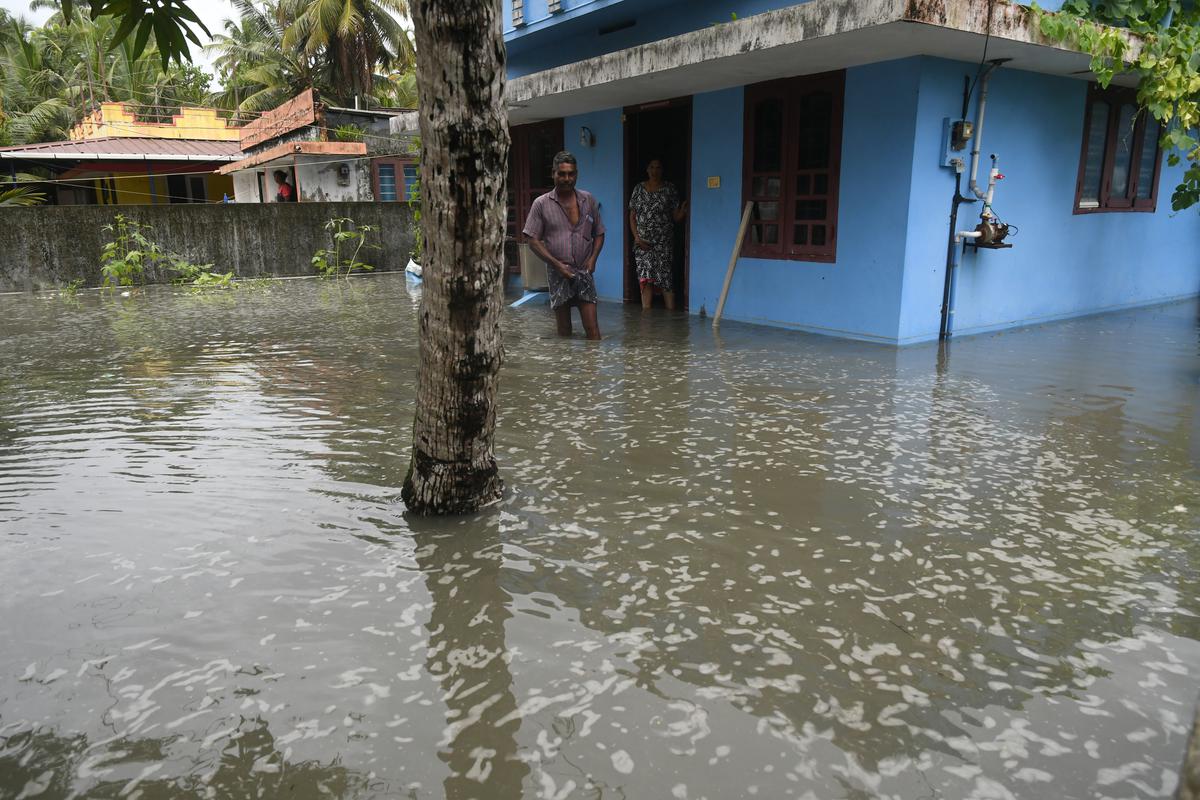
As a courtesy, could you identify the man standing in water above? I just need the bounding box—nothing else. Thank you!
[523,151,606,340]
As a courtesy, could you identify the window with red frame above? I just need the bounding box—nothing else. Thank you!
[373,158,419,202]
[1075,84,1162,213]
[742,71,844,262]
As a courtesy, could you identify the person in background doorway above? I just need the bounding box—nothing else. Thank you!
[629,158,687,310]
[273,170,297,202]
[523,151,606,340]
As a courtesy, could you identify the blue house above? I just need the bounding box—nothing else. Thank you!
[500,0,1200,343]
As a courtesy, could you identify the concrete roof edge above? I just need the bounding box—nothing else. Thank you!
[0,152,239,162]
[219,141,367,174]
[507,0,1142,107]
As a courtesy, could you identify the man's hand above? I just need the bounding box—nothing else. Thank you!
[585,257,597,274]
[557,262,576,280]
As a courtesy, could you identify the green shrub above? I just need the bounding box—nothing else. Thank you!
[312,217,379,279]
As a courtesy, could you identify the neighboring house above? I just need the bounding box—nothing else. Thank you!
[220,90,417,204]
[487,0,1200,344]
[0,102,239,204]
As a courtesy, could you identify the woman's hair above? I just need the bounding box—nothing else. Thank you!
[273,170,288,182]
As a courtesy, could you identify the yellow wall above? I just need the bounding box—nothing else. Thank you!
[71,103,239,142]
[80,171,230,205]
[115,174,154,205]
[208,174,234,202]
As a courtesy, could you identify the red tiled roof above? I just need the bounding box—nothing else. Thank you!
[0,137,242,161]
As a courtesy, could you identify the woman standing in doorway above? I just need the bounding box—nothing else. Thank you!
[629,158,688,310]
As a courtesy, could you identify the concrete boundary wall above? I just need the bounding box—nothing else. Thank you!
[0,202,418,293]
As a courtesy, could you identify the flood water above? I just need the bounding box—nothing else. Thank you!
[1,275,1198,800]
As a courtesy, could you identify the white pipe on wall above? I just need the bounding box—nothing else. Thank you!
[968,60,1009,202]
[984,161,1000,213]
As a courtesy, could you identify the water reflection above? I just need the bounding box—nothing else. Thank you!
[410,515,528,799]
[1,279,1197,799]
[0,719,378,798]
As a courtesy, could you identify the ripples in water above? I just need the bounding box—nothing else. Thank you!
[0,278,1197,799]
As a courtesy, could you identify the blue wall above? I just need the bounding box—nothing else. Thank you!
[898,57,1200,343]
[563,108,626,300]
[687,59,923,342]
[688,88,746,318]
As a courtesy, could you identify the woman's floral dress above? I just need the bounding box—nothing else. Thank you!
[630,181,681,291]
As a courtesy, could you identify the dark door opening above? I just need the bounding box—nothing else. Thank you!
[623,99,691,309]
[507,119,564,274]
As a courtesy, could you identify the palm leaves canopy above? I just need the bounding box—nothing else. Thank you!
[281,0,413,106]
[207,0,414,112]
[0,4,212,146]
[1,0,415,148]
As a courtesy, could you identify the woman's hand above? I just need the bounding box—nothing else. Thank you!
[635,236,652,251]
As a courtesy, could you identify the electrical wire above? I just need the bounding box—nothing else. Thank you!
[964,0,996,113]
[2,148,418,187]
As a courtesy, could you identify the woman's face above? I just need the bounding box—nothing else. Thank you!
[646,160,663,180]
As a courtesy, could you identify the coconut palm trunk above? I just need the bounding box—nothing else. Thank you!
[401,0,509,514]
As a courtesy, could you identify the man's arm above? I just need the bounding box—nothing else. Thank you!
[584,233,605,274]
[528,237,574,280]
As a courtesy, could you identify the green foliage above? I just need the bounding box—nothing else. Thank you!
[0,7,226,147]
[375,68,417,108]
[333,123,366,142]
[408,153,423,263]
[1029,0,1200,210]
[100,213,225,288]
[312,217,379,279]
[0,186,46,206]
[100,214,162,287]
[1172,162,1200,211]
[205,0,414,113]
[62,278,85,296]
[59,0,210,68]
[281,0,414,106]
[170,258,232,288]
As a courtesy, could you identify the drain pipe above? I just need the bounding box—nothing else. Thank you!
[940,58,1008,339]
[967,59,1010,202]
[939,162,974,339]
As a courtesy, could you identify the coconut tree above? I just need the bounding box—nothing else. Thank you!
[373,66,417,109]
[400,0,508,514]
[1,5,218,144]
[206,0,323,113]
[0,15,75,144]
[281,0,414,107]
[0,186,48,206]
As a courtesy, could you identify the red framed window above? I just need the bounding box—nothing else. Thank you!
[373,158,418,202]
[1074,84,1162,213]
[742,71,844,262]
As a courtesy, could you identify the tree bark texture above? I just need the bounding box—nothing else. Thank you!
[401,0,509,514]
[1181,702,1200,800]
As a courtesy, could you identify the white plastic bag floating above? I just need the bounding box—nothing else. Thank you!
[405,259,423,279]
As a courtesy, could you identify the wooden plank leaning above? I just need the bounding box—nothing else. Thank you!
[712,201,754,329]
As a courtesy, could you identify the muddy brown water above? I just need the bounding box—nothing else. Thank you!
[1,276,1198,799]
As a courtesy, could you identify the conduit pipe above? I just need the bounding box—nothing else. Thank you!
[940,59,1009,340]
[939,165,974,340]
[968,59,1010,201]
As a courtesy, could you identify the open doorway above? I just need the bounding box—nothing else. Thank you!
[623,98,691,309]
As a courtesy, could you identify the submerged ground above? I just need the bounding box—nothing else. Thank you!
[1,275,1198,799]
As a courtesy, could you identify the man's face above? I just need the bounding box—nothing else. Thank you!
[553,163,577,192]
